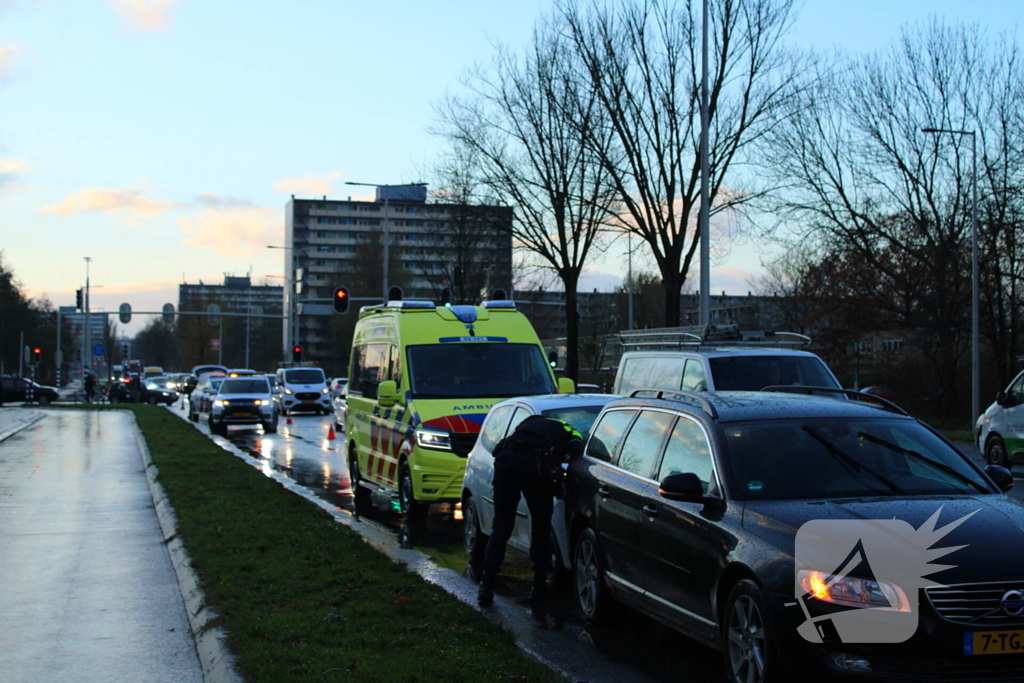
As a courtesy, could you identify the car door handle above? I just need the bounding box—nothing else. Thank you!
[598,485,612,498]
[642,504,659,517]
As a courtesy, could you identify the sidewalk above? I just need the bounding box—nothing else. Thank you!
[0,406,45,442]
[0,410,203,683]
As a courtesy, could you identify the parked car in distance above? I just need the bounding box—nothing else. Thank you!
[330,377,348,399]
[462,392,617,586]
[205,376,278,435]
[0,375,59,404]
[188,374,226,421]
[567,387,1018,683]
[107,377,176,404]
[977,368,1024,469]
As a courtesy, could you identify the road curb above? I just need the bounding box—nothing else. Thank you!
[130,413,245,683]
[0,409,46,443]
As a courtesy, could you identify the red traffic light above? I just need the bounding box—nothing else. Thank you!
[333,286,349,313]
[292,345,303,362]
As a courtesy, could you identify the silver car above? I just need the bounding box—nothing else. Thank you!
[461,393,617,586]
[208,376,278,436]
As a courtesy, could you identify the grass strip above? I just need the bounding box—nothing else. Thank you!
[123,405,559,683]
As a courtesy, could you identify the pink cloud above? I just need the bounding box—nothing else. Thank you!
[272,172,343,197]
[110,0,177,33]
[179,206,283,258]
[39,186,178,219]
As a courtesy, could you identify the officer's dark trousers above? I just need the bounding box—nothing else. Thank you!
[482,448,554,575]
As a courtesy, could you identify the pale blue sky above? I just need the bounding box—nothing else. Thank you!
[1,0,1021,334]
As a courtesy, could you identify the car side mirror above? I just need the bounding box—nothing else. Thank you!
[377,380,400,407]
[558,377,576,394]
[985,465,1014,492]
[658,472,705,503]
[997,391,1009,407]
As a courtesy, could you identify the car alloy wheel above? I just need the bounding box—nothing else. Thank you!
[462,495,488,563]
[987,436,1010,468]
[399,462,427,520]
[724,580,774,683]
[573,527,610,623]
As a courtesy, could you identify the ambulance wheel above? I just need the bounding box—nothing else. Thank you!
[399,462,427,520]
[348,448,370,500]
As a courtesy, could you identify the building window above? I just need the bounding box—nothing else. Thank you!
[854,341,873,355]
[881,339,904,354]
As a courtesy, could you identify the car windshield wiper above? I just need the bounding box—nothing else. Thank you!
[802,425,905,495]
[856,431,988,494]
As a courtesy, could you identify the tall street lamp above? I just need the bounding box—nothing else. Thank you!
[267,244,307,357]
[345,181,427,301]
[922,127,980,426]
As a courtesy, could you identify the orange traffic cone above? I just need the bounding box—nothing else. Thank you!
[180,401,185,410]
[327,425,336,440]
[286,416,293,425]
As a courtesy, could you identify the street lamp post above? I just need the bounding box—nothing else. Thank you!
[922,127,980,426]
[345,182,427,301]
[84,257,92,379]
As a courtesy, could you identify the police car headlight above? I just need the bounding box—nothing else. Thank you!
[213,400,228,407]
[415,429,452,451]
[284,388,293,395]
[798,569,910,611]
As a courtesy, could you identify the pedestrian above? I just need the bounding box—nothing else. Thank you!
[84,370,96,403]
[477,415,584,606]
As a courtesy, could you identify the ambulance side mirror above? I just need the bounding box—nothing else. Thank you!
[378,380,400,407]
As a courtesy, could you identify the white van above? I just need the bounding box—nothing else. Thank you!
[275,366,331,415]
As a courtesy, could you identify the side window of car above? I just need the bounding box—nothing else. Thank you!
[586,409,637,463]
[479,405,515,453]
[349,346,365,396]
[507,406,533,435]
[617,410,674,479]
[681,359,707,392]
[1009,375,1024,406]
[658,416,715,493]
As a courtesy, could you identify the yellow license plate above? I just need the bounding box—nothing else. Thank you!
[235,412,251,418]
[965,630,1024,655]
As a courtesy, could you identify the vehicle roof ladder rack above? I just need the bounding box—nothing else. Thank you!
[619,324,811,350]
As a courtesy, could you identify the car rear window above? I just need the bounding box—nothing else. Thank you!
[709,356,839,391]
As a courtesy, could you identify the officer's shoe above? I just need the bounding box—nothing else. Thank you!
[477,571,496,606]
[530,572,548,602]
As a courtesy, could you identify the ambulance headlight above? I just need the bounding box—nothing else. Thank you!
[415,429,452,451]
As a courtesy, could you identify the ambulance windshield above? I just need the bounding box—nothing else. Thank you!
[407,343,555,398]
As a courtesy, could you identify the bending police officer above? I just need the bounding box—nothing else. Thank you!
[477,415,584,606]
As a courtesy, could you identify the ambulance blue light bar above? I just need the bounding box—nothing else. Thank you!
[450,305,477,323]
[388,301,435,309]
[483,300,516,310]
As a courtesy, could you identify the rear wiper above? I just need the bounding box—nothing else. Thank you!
[802,425,905,495]
[856,431,988,494]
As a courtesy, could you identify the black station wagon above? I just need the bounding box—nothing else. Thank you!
[566,388,1024,683]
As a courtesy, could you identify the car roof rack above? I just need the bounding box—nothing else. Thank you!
[760,386,909,416]
[627,388,719,420]
[619,324,811,350]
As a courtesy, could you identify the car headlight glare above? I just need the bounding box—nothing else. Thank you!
[322,387,330,394]
[284,388,293,395]
[213,400,227,407]
[798,569,910,612]
[415,429,452,451]
[258,399,270,406]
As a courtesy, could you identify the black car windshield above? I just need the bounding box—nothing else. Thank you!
[407,343,555,398]
[220,378,269,394]
[285,369,324,384]
[709,356,839,391]
[724,418,992,500]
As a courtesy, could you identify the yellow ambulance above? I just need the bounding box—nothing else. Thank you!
[345,300,574,518]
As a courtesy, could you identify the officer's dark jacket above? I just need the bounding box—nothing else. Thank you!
[495,415,584,470]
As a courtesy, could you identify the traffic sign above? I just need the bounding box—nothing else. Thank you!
[162,303,176,324]
[119,303,132,324]
[210,339,221,350]
[208,303,221,326]
[92,343,106,357]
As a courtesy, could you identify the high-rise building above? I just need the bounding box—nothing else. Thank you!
[282,186,513,360]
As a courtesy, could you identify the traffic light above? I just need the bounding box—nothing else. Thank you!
[121,343,130,359]
[75,289,83,311]
[333,286,349,313]
[440,287,452,306]
[452,266,463,289]
[292,345,303,362]
[32,347,41,365]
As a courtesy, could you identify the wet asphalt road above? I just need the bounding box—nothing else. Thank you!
[0,410,203,683]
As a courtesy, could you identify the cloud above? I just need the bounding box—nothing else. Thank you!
[0,158,30,192]
[192,191,255,209]
[39,186,178,220]
[110,0,177,32]
[179,206,282,258]
[711,264,757,295]
[272,172,343,197]
[0,44,20,84]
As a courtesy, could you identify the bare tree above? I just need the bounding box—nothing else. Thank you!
[559,0,803,326]
[762,20,1024,417]
[434,16,619,381]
